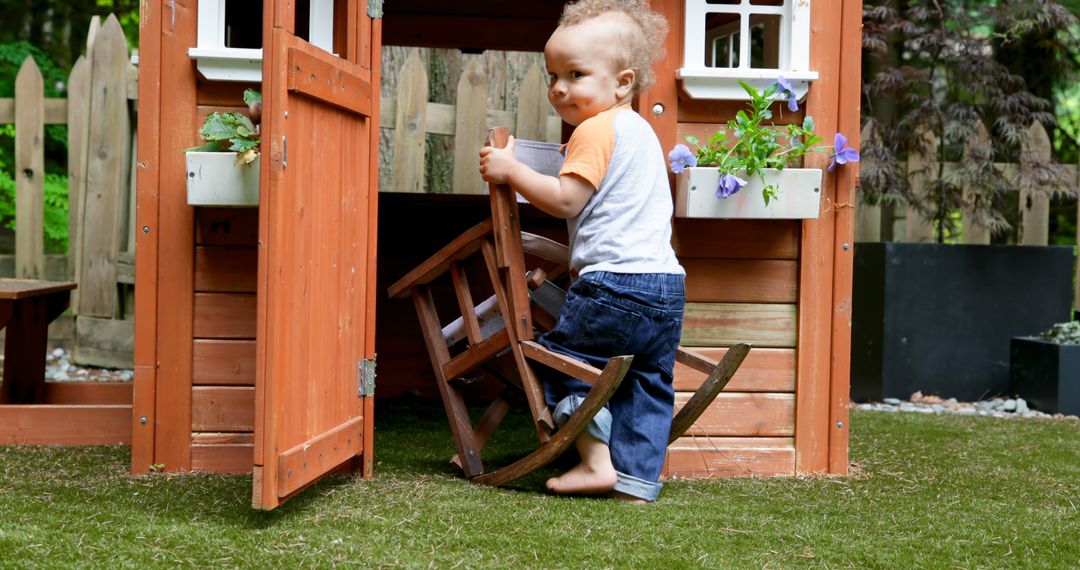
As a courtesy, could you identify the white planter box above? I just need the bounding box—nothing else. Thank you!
[186,152,260,207]
[674,167,822,219]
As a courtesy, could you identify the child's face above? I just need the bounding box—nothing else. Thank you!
[544,21,634,127]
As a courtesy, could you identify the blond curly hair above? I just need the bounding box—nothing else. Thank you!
[558,0,669,94]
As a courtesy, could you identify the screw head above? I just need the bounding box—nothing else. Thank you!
[142,225,151,234]
[651,103,665,116]
[140,416,148,425]
[836,421,844,429]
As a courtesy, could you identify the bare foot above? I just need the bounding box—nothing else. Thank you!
[546,462,617,495]
[545,432,617,496]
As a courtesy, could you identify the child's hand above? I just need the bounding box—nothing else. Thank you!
[478,136,519,185]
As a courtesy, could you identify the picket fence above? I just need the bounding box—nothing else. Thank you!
[378,48,562,195]
[1,14,136,368]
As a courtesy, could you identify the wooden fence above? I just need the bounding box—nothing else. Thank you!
[0,14,137,368]
[377,47,562,195]
[855,121,1080,307]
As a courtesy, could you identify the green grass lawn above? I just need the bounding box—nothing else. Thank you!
[1,399,1078,568]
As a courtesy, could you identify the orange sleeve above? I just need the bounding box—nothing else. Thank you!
[558,110,618,190]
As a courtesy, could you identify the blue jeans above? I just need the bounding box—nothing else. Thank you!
[537,271,685,501]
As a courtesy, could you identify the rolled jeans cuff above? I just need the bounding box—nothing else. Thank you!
[552,395,611,445]
[613,471,662,502]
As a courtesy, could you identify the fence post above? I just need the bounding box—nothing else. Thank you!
[904,128,937,243]
[67,55,91,293]
[75,14,129,318]
[961,122,991,245]
[854,123,880,242]
[391,49,428,194]
[14,57,45,279]
[515,64,547,142]
[452,56,489,195]
[1019,122,1051,246]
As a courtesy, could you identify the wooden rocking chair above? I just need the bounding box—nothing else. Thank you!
[387,127,751,487]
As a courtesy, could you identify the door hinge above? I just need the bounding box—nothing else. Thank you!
[358,358,376,397]
[367,0,383,19]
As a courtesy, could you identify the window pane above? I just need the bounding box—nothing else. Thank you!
[748,14,780,68]
[704,13,740,68]
[225,0,262,49]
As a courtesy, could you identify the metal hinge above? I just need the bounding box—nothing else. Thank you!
[367,0,383,19]
[358,357,376,396]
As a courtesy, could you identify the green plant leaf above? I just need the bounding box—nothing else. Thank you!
[243,89,262,106]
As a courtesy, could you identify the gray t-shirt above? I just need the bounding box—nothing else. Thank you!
[560,106,685,277]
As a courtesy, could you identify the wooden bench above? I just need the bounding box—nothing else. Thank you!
[1,279,77,403]
[0,278,131,445]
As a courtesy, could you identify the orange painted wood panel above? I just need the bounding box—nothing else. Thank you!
[44,381,132,405]
[682,302,797,347]
[795,0,847,475]
[193,293,257,339]
[191,386,254,432]
[148,0,200,473]
[684,258,797,304]
[191,443,253,473]
[0,405,131,445]
[276,416,365,497]
[673,219,800,260]
[193,339,257,386]
[826,0,864,475]
[194,246,258,293]
[674,347,795,392]
[196,81,261,106]
[665,437,795,478]
[673,392,795,437]
[194,208,260,246]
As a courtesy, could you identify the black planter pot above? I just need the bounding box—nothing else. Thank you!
[1010,337,1080,416]
[851,242,1074,402]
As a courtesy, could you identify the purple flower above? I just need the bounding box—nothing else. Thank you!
[828,133,861,172]
[774,76,799,112]
[668,144,697,174]
[716,173,748,198]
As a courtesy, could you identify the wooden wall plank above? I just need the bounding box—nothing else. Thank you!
[673,219,800,260]
[44,381,132,405]
[191,386,254,432]
[674,393,795,437]
[195,208,260,246]
[682,303,797,347]
[193,339,257,386]
[191,443,253,473]
[193,293,257,338]
[194,246,258,292]
[674,347,795,392]
[0,97,66,124]
[0,405,131,445]
[666,441,795,478]
[684,259,797,303]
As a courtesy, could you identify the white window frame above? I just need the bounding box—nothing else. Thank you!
[188,0,336,82]
[678,0,818,101]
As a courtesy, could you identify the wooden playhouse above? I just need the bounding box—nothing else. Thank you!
[134,0,862,508]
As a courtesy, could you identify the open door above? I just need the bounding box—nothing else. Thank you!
[253,0,381,509]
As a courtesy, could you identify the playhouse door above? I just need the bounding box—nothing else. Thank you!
[252,2,380,509]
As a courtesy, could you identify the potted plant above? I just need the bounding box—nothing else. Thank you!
[185,88,262,207]
[850,2,1078,403]
[666,79,859,219]
[1010,321,1080,416]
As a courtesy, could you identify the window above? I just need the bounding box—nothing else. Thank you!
[188,0,337,82]
[678,0,817,100]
